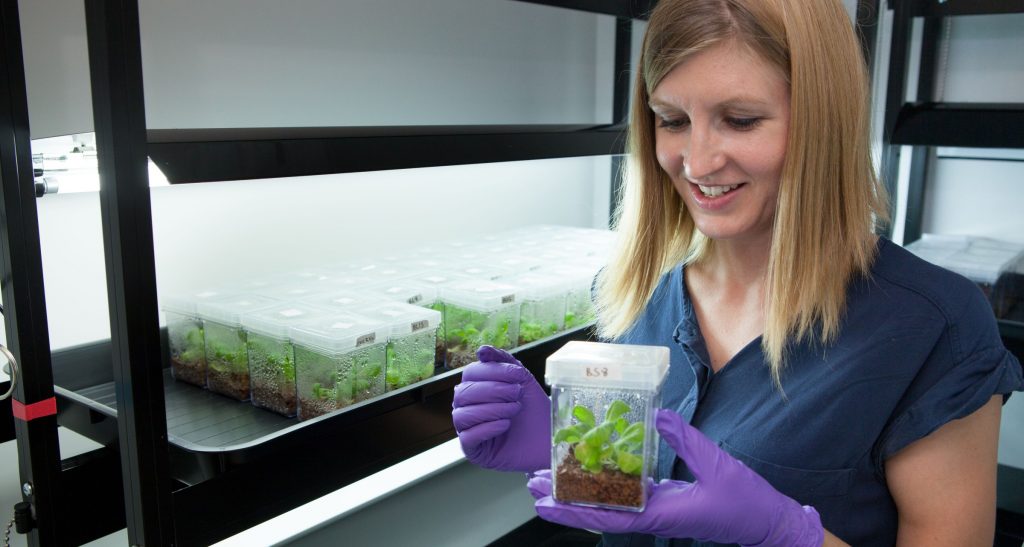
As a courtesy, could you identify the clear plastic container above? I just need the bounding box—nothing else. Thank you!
[289,312,390,421]
[506,273,570,345]
[161,288,234,387]
[240,303,330,417]
[366,282,439,309]
[546,341,669,511]
[906,234,1024,320]
[361,303,442,391]
[195,293,280,401]
[400,272,471,368]
[541,265,599,330]
[438,279,520,369]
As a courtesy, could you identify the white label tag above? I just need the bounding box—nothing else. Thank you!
[279,308,303,318]
[501,294,515,304]
[411,320,429,332]
[356,333,376,346]
[407,294,423,305]
[577,363,623,381]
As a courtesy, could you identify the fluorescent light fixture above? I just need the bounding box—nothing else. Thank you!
[31,132,170,194]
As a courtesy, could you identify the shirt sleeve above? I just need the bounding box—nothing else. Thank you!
[874,285,1024,473]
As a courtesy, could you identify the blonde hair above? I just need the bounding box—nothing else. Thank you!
[595,0,888,386]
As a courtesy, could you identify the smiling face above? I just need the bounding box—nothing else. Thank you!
[650,39,790,244]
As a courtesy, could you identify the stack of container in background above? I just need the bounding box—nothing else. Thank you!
[159,224,615,422]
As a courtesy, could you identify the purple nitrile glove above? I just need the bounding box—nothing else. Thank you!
[528,409,824,547]
[451,345,551,473]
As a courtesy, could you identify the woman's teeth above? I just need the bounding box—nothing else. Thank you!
[697,184,740,197]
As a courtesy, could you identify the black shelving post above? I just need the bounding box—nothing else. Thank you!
[84,0,174,544]
[882,1,942,245]
[0,0,62,545]
[609,16,633,218]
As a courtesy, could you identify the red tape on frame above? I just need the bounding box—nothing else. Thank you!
[11,397,57,421]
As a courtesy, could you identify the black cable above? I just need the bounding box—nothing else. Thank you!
[3,511,13,547]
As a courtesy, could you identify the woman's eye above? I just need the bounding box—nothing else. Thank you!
[727,117,761,130]
[658,117,690,130]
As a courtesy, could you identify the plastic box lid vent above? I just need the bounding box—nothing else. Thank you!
[545,341,669,391]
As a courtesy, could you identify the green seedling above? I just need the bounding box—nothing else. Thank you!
[518,321,559,344]
[553,399,645,475]
[445,304,512,350]
[177,326,206,363]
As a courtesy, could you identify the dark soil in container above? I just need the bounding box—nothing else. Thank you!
[207,370,250,401]
[170,357,206,387]
[434,340,446,368]
[252,384,296,417]
[298,397,336,421]
[445,349,475,370]
[555,454,643,509]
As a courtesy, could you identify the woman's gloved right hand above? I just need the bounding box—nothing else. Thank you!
[451,345,551,473]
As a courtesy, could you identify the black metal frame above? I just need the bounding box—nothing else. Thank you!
[0,0,62,545]
[2,0,646,545]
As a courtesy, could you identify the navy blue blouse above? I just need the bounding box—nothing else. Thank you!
[600,238,1023,547]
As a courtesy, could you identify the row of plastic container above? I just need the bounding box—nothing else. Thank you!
[905,234,1024,320]
[161,225,613,421]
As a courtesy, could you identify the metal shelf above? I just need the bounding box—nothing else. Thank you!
[51,325,594,546]
[903,0,1024,18]
[147,124,626,184]
[890,103,1024,149]
[510,0,654,19]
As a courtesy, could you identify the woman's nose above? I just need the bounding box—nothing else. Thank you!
[682,127,725,183]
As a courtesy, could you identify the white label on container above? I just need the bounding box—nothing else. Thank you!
[425,275,445,283]
[278,308,304,318]
[382,309,402,317]
[196,291,219,298]
[356,333,376,346]
[331,322,354,330]
[333,297,355,305]
[407,294,423,305]
[501,294,515,304]
[411,320,429,332]
[582,363,622,381]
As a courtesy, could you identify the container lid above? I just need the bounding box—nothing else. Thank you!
[320,273,371,291]
[504,272,571,301]
[240,302,331,339]
[493,255,543,275]
[440,279,519,312]
[196,293,280,327]
[361,302,442,336]
[299,290,389,313]
[447,264,512,282]
[538,264,599,291]
[367,282,439,307]
[254,282,328,302]
[288,311,390,354]
[545,341,669,390]
[161,288,234,316]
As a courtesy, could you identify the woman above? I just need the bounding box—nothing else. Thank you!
[451,0,1023,545]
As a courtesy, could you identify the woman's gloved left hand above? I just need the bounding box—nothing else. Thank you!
[527,409,824,547]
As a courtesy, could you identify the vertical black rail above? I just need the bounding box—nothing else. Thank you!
[84,0,173,544]
[900,15,942,245]
[0,1,62,545]
[855,0,881,77]
[880,0,913,240]
[609,16,632,220]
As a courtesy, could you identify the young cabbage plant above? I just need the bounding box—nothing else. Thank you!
[553,399,645,475]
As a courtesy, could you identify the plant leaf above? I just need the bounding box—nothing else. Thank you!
[573,405,596,428]
[605,400,630,423]
[553,426,581,444]
[620,422,645,445]
[615,417,628,435]
[582,422,612,448]
[616,451,643,475]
